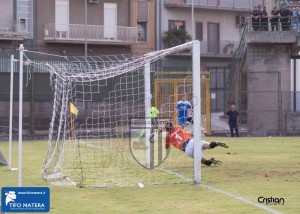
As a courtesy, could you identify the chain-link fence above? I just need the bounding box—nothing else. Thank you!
[1,54,299,138]
[0,72,52,140]
[238,72,300,136]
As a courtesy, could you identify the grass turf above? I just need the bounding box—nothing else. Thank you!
[0,137,299,214]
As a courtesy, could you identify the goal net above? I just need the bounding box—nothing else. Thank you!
[23,41,201,187]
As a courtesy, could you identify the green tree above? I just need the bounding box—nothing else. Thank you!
[163,28,192,48]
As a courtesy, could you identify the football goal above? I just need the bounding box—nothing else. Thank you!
[21,41,201,187]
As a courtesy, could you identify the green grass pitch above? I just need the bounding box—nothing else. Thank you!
[0,137,299,214]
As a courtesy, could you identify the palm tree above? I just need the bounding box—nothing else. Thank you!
[163,28,192,48]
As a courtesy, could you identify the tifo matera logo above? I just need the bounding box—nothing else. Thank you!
[5,191,16,206]
[1,187,50,212]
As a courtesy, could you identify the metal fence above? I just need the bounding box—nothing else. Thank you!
[164,0,266,11]
[0,72,52,140]
[247,16,300,32]
[44,23,137,43]
[237,72,300,136]
[237,91,300,136]
[1,54,299,137]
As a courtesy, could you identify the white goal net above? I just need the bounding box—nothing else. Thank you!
[22,41,201,187]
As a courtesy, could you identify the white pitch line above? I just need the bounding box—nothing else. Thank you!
[157,167,283,214]
[199,184,283,214]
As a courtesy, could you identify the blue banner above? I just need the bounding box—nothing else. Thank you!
[1,187,50,212]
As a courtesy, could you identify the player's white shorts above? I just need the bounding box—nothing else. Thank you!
[185,139,208,158]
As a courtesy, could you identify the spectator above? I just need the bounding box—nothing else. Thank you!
[261,6,268,31]
[225,104,240,137]
[296,7,300,31]
[291,7,299,30]
[271,6,281,31]
[280,4,291,31]
[251,5,262,31]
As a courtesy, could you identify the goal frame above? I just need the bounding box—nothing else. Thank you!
[192,40,201,183]
[16,41,202,186]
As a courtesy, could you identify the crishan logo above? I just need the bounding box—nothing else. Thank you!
[5,191,16,205]
[258,196,284,205]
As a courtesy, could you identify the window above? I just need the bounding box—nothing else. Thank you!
[137,0,148,42]
[168,20,185,30]
[55,0,69,39]
[104,3,117,39]
[207,22,220,54]
[137,22,147,42]
[195,22,203,41]
[16,0,33,36]
[137,0,148,20]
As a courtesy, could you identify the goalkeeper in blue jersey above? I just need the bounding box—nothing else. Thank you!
[176,94,192,127]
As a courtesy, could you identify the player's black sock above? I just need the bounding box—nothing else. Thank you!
[209,142,217,148]
[204,160,212,166]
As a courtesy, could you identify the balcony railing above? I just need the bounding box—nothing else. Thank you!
[164,0,265,11]
[165,40,239,57]
[0,20,29,40]
[201,40,239,56]
[246,16,300,32]
[44,23,138,44]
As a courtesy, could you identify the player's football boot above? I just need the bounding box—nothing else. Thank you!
[210,157,222,165]
[216,141,229,148]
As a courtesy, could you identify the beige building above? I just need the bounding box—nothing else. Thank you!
[0,0,156,137]
[158,0,267,66]
[0,0,156,55]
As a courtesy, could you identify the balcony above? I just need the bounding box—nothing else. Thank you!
[164,0,265,11]
[201,40,239,57]
[165,40,239,57]
[44,24,138,45]
[0,20,29,41]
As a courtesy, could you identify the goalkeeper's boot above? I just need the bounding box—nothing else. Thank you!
[216,141,229,148]
[210,157,222,165]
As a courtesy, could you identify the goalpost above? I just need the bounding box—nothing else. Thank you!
[21,41,201,187]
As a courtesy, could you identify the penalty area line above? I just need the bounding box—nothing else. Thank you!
[157,167,283,214]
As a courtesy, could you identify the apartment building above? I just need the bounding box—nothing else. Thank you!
[0,0,155,55]
[0,0,33,51]
[159,0,268,65]
[0,0,156,137]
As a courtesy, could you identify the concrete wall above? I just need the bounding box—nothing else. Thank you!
[286,112,300,132]
[243,31,296,134]
[0,0,13,22]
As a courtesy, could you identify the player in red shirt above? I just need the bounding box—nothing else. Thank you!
[164,121,228,166]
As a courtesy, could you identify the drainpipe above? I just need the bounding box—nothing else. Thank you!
[84,0,88,58]
[156,0,161,50]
